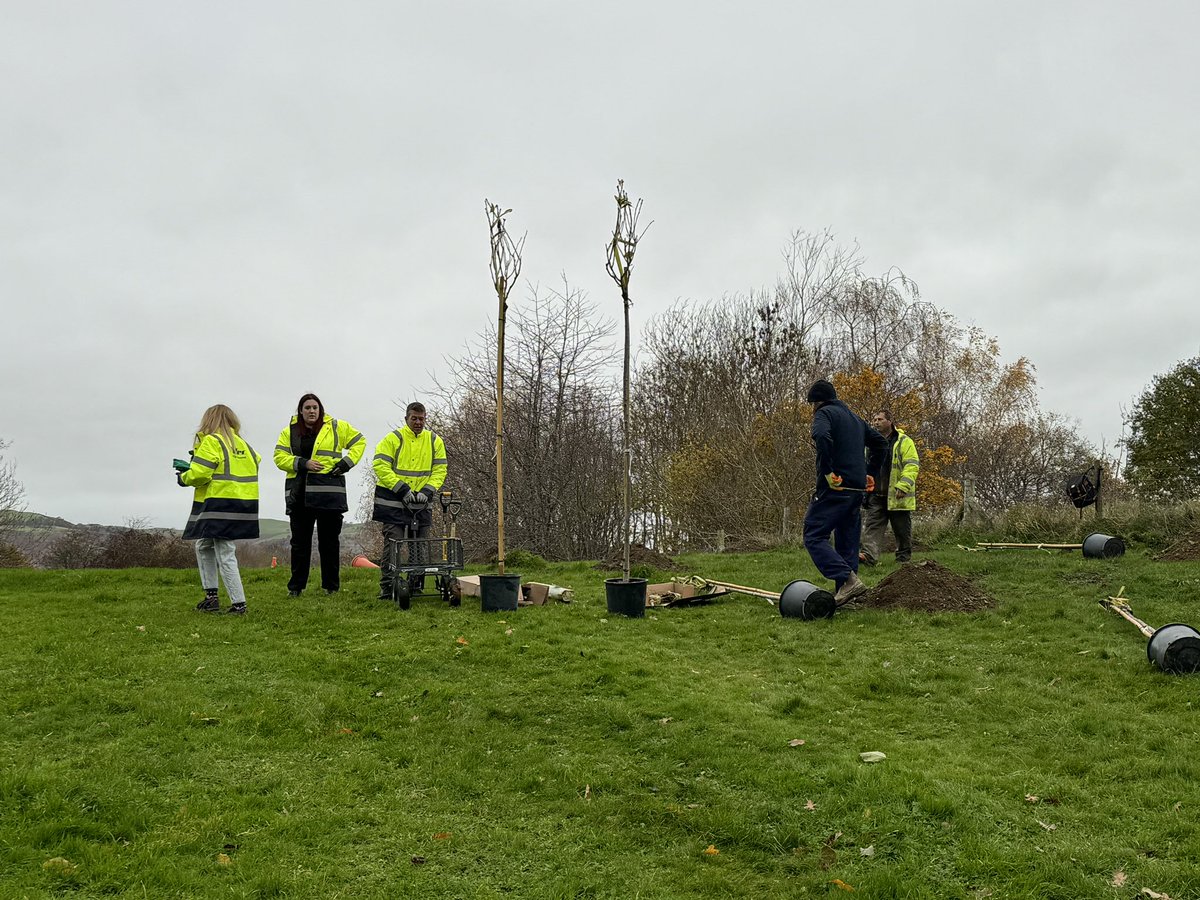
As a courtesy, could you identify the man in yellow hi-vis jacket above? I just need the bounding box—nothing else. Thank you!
[371,401,448,600]
[861,409,920,565]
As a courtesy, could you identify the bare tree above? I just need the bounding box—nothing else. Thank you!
[605,179,650,581]
[486,200,525,574]
[432,279,623,561]
[0,438,27,560]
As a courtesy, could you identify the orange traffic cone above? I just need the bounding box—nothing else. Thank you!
[351,555,380,569]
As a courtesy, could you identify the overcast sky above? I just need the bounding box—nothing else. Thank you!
[2,1,1197,528]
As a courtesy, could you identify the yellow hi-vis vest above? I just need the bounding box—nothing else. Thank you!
[181,431,261,540]
[273,414,365,514]
[886,428,920,511]
[371,425,447,524]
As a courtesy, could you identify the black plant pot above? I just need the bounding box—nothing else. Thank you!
[605,577,648,617]
[479,573,521,612]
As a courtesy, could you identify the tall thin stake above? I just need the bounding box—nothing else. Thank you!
[605,180,651,581]
[486,200,525,575]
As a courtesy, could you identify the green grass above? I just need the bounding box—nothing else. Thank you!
[2,547,1199,898]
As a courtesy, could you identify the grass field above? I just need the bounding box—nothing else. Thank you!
[2,546,1198,898]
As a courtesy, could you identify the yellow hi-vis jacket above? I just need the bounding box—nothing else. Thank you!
[885,428,920,511]
[180,431,261,540]
[371,425,447,524]
[273,414,365,514]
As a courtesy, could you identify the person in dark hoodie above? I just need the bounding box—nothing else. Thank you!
[803,379,888,603]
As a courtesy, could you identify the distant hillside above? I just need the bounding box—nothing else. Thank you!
[4,513,376,568]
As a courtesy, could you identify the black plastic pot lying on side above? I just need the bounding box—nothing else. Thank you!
[479,573,521,612]
[1082,533,1125,559]
[779,580,835,620]
[1147,623,1200,674]
[605,578,647,617]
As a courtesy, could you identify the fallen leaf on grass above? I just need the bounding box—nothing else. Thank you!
[788,739,806,747]
[339,728,354,735]
[1141,890,1172,900]
[42,857,76,874]
[658,717,672,725]
[583,784,591,800]
[432,832,452,840]
[455,637,469,646]
[860,846,875,857]
[504,628,513,636]
[1024,795,1039,803]
[411,856,426,865]
[702,845,720,855]
[1172,801,1181,812]
[373,691,383,698]
[859,751,886,763]
[136,625,146,632]
[820,832,841,870]
[829,879,855,891]
[1036,820,1056,831]
[1111,871,1126,887]
[216,853,233,866]
[804,800,816,811]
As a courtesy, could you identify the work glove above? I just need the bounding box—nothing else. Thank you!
[399,486,414,502]
[866,475,876,493]
[329,458,351,477]
[825,472,844,491]
[176,472,187,488]
[410,491,429,505]
[420,487,437,502]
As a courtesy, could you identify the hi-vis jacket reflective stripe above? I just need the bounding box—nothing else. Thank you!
[371,426,447,524]
[886,428,920,512]
[273,415,365,514]
[181,432,261,540]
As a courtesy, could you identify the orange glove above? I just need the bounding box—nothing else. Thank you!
[866,475,876,492]
[825,472,844,490]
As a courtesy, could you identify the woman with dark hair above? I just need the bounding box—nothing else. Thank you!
[177,404,260,615]
[273,393,365,596]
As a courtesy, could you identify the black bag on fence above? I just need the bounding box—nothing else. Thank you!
[1066,467,1100,509]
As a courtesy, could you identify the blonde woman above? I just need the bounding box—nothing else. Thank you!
[177,404,261,615]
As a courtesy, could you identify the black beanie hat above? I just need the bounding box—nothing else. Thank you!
[806,379,837,403]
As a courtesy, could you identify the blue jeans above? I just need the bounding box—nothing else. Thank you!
[803,490,862,588]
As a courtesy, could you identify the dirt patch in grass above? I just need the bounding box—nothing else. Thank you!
[594,543,677,571]
[1155,531,1200,561]
[861,560,995,613]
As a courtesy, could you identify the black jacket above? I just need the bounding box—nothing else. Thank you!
[811,400,888,494]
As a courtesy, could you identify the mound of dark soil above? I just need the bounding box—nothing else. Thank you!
[1156,532,1200,561]
[594,543,677,571]
[861,560,995,613]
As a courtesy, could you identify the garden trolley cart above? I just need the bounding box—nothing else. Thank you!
[384,492,464,609]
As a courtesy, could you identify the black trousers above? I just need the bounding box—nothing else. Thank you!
[288,507,344,592]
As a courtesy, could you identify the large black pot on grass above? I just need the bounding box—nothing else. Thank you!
[779,580,835,620]
[605,577,647,617]
[479,573,521,612]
